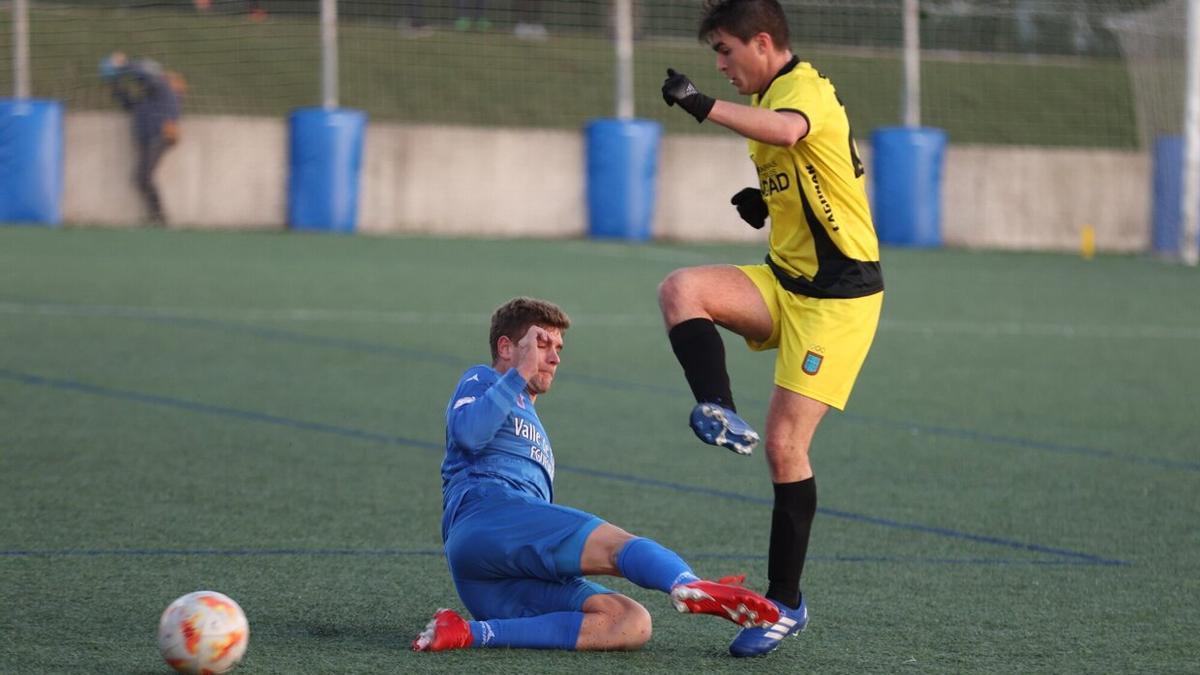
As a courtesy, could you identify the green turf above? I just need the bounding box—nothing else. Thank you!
[0,7,1137,147]
[1,227,1197,673]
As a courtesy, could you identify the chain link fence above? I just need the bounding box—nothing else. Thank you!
[0,0,1169,147]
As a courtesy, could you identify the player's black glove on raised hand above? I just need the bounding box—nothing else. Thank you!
[731,187,768,229]
[662,68,715,123]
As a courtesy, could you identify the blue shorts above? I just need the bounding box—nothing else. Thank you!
[443,481,613,620]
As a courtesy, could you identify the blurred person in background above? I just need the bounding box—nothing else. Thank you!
[246,0,267,22]
[192,0,266,21]
[455,0,491,31]
[513,0,548,40]
[398,1,435,38]
[100,52,186,227]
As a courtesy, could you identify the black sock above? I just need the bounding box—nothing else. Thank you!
[667,318,736,411]
[766,478,816,609]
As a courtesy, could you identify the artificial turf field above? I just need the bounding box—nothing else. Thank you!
[0,227,1197,673]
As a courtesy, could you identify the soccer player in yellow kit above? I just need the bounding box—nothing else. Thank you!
[660,0,884,658]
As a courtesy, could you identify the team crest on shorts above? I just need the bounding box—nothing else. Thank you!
[802,350,823,375]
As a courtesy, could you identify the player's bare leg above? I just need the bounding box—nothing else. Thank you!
[575,594,652,651]
[578,521,637,575]
[411,595,652,653]
[730,386,827,656]
[764,387,827,483]
[582,523,779,630]
[658,265,773,454]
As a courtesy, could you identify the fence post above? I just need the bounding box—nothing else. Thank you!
[585,0,661,241]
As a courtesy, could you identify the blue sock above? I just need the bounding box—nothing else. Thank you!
[616,537,699,592]
[468,611,583,650]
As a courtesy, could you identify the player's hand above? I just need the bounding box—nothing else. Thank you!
[731,187,768,229]
[662,68,715,123]
[513,325,551,382]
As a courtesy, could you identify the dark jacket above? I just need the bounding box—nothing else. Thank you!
[112,59,181,145]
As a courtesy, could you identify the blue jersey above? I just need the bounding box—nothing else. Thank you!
[441,365,556,540]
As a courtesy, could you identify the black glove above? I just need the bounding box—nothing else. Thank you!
[661,68,715,123]
[731,187,768,229]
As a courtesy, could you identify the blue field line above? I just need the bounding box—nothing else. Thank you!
[54,305,1196,474]
[0,548,1116,567]
[688,552,1117,567]
[144,314,687,397]
[557,466,1127,567]
[0,547,444,558]
[0,368,442,452]
[0,367,1128,567]
[816,507,1125,565]
[144,315,470,367]
[839,412,1200,472]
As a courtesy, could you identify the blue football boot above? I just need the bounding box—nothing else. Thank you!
[728,597,808,657]
[689,402,760,455]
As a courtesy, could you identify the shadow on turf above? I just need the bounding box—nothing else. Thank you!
[279,619,406,650]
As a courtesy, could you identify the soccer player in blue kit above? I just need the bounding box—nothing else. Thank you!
[413,297,781,653]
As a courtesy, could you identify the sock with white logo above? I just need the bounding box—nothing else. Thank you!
[468,612,583,650]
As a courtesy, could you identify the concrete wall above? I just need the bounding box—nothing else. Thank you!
[943,145,1149,252]
[64,112,285,229]
[358,125,585,238]
[62,112,1150,252]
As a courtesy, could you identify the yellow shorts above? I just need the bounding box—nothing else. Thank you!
[736,264,883,410]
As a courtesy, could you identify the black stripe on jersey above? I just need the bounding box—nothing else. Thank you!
[765,159,883,299]
[775,108,810,141]
[761,55,802,98]
[767,252,882,299]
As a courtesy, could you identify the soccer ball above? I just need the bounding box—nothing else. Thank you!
[157,591,249,674]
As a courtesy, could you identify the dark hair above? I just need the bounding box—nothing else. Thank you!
[489,297,571,362]
[698,0,790,48]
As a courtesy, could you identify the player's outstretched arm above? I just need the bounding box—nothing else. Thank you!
[661,67,807,146]
[706,100,808,147]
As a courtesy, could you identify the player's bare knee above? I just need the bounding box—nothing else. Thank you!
[765,436,796,455]
[612,599,652,650]
[657,270,684,306]
[658,269,700,321]
[765,438,810,475]
[589,594,651,650]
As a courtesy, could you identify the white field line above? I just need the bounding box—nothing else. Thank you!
[2,302,1199,340]
[556,241,732,264]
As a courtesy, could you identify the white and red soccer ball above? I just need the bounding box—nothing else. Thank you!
[157,591,249,674]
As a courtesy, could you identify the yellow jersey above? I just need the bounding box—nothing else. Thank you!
[749,56,883,298]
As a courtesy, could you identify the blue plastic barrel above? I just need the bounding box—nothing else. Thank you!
[1152,135,1184,255]
[585,119,661,241]
[288,107,367,233]
[0,99,63,225]
[871,127,948,247]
